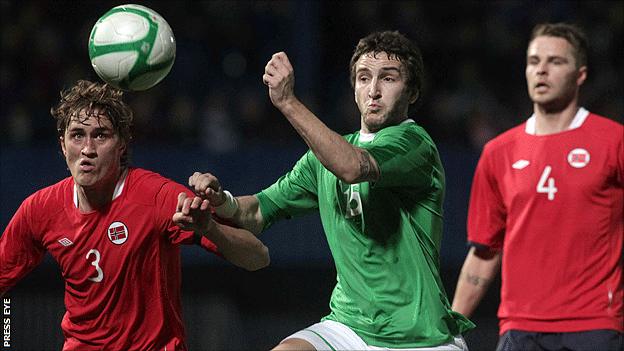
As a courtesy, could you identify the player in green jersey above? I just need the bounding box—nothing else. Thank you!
[188,31,474,350]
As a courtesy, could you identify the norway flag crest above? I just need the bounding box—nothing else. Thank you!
[108,221,129,245]
[567,148,590,168]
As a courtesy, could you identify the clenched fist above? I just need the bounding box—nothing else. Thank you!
[262,52,296,109]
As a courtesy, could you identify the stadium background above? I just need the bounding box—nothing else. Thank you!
[0,1,622,350]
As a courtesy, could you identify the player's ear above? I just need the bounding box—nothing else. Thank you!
[577,65,587,87]
[409,89,419,104]
[60,136,67,157]
[118,140,127,159]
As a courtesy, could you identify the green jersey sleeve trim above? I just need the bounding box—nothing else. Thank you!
[256,191,284,231]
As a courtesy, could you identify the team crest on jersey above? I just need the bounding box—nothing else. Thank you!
[567,148,590,168]
[107,221,128,245]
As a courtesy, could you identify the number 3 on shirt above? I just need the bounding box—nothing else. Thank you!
[86,249,104,282]
[536,165,558,200]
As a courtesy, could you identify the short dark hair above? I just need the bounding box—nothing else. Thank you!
[530,23,588,68]
[349,31,424,102]
[50,80,133,167]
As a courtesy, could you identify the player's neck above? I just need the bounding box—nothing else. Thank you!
[76,168,127,212]
[533,100,580,136]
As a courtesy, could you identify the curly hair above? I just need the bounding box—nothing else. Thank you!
[50,80,133,167]
[349,31,424,102]
[530,23,588,68]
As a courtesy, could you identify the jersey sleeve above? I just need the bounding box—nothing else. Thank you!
[0,196,46,295]
[154,180,218,254]
[466,145,506,250]
[616,126,624,187]
[362,125,442,190]
[257,150,319,230]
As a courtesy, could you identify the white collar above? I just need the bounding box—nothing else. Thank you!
[359,118,415,143]
[73,169,128,208]
[525,107,589,135]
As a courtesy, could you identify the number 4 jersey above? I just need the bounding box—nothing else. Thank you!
[467,108,623,334]
[0,168,218,350]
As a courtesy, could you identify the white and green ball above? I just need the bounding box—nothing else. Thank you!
[88,4,176,91]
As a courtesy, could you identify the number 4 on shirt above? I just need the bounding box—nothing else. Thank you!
[536,165,558,200]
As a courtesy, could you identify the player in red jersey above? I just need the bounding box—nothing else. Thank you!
[0,80,270,351]
[452,23,623,350]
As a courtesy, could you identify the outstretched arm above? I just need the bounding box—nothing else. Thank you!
[186,172,265,234]
[452,246,501,318]
[263,52,379,184]
[173,192,269,271]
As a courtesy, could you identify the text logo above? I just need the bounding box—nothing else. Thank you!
[3,297,10,348]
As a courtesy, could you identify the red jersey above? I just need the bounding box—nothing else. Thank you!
[0,168,218,350]
[467,109,623,334]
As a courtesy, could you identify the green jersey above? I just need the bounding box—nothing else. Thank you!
[257,120,474,348]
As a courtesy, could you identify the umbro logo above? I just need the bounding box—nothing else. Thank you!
[58,237,73,247]
[512,159,530,170]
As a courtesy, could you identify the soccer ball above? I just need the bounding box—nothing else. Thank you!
[88,4,176,91]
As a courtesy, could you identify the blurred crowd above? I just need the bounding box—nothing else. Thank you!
[1,1,622,152]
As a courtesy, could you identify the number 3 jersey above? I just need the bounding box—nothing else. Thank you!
[467,108,623,334]
[0,168,218,350]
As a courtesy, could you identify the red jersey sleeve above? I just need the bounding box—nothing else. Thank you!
[0,196,46,295]
[467,144,506,250]
[616,128,624,187]
[154,180,219,254]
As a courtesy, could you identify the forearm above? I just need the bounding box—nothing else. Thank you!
[452,247,501,318]
[278,99,376,183]
[202,221,269,271]
[452,273,492,318]
[229,195,265,235]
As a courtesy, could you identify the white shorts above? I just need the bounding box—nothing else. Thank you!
[282,320,469,351]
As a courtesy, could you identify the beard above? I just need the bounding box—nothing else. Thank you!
[361,94,412,133]
[532,84,578,114]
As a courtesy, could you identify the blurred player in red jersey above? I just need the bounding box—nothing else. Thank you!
[452,23,623,350]
[0,80,270,350]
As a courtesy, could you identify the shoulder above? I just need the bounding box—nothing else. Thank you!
[27,176,72,208]
[481,123,526,156]
[373,120,437,150]
[22,176,72,218]
[296,149,322,170]
[124,168,187,204]
[584,113,623,139]
[127,168,172,188]
[381,120,430,138]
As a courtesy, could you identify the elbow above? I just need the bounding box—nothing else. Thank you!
[244,245,270,271]
[336,173,359,184]
[334,165,363,184]
[333,153,374,184]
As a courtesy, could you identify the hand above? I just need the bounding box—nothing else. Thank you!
[172,192,215,233]
[262,52,296,109]
[188,172,225,206]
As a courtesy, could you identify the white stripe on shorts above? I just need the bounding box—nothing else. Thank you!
[281,320,469,351]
